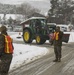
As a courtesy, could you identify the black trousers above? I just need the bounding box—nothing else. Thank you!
[0,53,13,75]
[54,45,62,59]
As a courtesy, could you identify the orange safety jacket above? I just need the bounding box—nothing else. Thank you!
[3,34,13,54]
[53,32,59,40]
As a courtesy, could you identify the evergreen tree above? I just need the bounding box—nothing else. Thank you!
[48,0,59,16]
[48,0,74,24]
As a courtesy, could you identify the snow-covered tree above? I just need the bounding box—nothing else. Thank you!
[16,3,40,19]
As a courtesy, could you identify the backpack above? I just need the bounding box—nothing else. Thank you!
[3,34,14,54]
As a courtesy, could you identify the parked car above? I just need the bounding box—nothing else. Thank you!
[13,26,22,32]
[57,24,68,32]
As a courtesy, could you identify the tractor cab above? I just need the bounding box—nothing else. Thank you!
[29,17,47,34]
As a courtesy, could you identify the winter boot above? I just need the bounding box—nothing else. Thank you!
[53,59,58,62]
[58,58,61,62]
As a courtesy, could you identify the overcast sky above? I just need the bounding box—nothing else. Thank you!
[0,0,49,4]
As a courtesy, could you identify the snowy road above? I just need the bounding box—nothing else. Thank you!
[9,42,74,75]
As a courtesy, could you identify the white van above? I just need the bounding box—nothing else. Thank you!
[57,24,68,32]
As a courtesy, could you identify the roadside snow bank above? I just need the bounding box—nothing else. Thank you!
[9,43,49,71]
[68,32,74,42]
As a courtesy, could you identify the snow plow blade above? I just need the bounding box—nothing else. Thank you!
[62,33,70,43]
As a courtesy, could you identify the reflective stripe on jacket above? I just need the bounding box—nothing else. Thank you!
[3,35,13,53]
[54,32,59,40]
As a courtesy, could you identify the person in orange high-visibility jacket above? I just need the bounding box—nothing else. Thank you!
[53,26,63,62]
[0,26,14,75]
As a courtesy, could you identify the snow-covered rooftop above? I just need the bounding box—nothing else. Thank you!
[20,17,46,24]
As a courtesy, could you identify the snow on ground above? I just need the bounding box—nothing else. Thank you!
[8,32,49,71]
[9,43,49,71]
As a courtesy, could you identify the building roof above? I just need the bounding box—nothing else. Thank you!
[20,17,46,25]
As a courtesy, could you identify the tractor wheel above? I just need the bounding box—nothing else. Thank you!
[36,34,46,45]
[23,29,32,43]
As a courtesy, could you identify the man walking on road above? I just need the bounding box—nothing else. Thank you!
[53,26,63,62]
